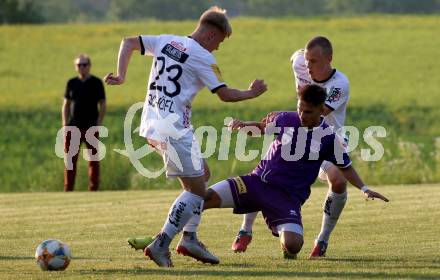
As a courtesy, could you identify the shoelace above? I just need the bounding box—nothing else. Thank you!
[235,231,250,242]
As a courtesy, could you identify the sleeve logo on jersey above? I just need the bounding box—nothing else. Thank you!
[297,77,312,86]
[210,64,224,83]
[161,44,189,63]
[326,87,342,103]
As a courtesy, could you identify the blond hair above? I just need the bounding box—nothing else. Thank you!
[198,6,232,37]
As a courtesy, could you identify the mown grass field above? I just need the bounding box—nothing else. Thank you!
[1,184,439,279]
[1,16,440,191]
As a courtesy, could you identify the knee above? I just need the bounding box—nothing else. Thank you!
[282,239,303,255]
[280,232,303,255]
[203,189,221,210]
[329,176,347,193]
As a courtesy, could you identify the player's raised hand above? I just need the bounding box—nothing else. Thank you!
[104,73,125,85]
[262,111,280,124]
[249,79,267,97]
[364,189,389,202]
[228,119,245,131]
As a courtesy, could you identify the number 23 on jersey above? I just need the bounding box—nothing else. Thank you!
[149,56,183,98]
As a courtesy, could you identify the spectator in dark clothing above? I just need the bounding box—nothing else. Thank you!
[62,54,106,191]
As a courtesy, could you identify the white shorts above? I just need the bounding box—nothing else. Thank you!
[148,131,204,178]
[276,223,304,236]
[318,135,349,182]
[318,160,334,182]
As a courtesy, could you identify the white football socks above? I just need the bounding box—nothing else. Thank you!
[182,179,235,236]
[161,191,204,243]
[317,191,347,243]
[241,211,258,233]
[182,200,204,233]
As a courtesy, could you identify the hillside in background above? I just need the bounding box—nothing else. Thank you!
[1,16,439,191]
[1,0,440,23]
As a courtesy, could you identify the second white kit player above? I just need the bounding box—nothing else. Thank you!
[105,6,267,267]
[232,36,351,259]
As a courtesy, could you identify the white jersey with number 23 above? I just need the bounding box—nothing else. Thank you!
[138,34,226,140]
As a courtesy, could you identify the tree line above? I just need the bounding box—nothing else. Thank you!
[1,0,439,24]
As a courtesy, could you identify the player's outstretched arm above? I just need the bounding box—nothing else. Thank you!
[261,111,284,124]
[228,119,265,134]
[104,37,141,86]
[339,165,389,202]
[216,79,268,102]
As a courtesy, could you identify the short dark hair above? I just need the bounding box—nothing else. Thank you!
[298,84,327,107]
[306,36,333,56]
[75,53,91,65]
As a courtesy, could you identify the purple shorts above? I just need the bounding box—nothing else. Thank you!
[227,174,303,237]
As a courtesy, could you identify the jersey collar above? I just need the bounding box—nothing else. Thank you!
[312,69,336,84]
[188,36,206,50]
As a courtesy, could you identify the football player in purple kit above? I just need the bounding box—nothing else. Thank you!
[233,36,354,258]
[201,84,389,258]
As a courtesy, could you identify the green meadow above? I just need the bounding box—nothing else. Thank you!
[1,185,439,279]
[1,16,440,191]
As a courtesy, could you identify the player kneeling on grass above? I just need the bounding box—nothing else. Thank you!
[201,84,389,258]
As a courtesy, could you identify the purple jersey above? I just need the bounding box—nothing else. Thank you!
[253,112,351,202]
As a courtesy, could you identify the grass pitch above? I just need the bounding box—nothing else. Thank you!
[1,184,439,279]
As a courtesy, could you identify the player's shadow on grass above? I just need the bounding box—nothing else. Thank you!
[77,268,440,280]
[0,256,34,260]
[326,257,440,264]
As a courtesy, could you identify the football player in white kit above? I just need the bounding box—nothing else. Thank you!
[104,6,267,267]
[231,36,350,259]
